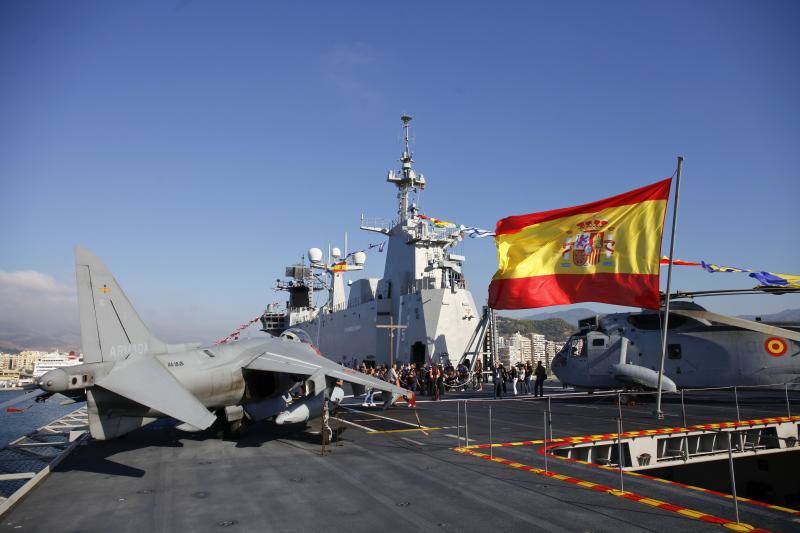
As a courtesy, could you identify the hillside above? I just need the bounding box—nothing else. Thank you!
[739,308,800,323]
[522,307,599,326]
[496,316,577,342]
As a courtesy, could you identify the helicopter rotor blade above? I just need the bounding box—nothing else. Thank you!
[670,309,800,342]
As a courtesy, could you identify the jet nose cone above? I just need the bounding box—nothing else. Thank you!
[40,368,69,393]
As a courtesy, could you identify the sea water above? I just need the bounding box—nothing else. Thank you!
[0,390,86,448]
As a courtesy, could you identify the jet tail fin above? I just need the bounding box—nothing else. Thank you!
[75,246,167,363]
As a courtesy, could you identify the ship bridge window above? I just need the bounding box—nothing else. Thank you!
[591,338,606,347]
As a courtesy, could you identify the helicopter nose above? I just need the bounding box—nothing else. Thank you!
[39,368,69,393]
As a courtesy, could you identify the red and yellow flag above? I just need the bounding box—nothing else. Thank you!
[489,178,671,310]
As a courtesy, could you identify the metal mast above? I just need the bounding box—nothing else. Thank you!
[387,115,425,222]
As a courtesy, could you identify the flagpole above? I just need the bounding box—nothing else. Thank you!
[656,156,683,419]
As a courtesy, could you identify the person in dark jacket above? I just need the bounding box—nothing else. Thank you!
[534,361,547,397]
[492,361,504,398]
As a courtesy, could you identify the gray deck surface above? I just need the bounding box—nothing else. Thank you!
[2,386,799,532]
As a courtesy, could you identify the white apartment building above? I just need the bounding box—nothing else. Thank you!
[498,345,524,367]
[544,340,566,371]
[507,332,532,363]
[529,333,546,365]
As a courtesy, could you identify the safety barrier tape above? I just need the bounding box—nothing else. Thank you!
[452,414,800,530]
[535,422,800,518]
[367,427,442,434]
[454,446,763,532]
[461,415,800,450]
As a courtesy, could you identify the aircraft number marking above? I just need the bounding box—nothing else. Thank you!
[167,361,185,367]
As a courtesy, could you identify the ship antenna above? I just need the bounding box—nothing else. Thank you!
[401,114,412,160]
[386,115,424,222]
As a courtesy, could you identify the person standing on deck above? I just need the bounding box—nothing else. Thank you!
[524,362,533,395]
[492,360,503,399]
[534,361,547,397]
[511,364,519,396]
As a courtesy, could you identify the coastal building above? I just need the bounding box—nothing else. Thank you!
[17,351,45,373]
[0,353,14,371]
[530,333,546,365]
[498,345,523,367]
[0,369,20,388]
[545,340,566,371]
[507,332,532,363]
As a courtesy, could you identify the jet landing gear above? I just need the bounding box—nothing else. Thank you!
[214,405,251,439]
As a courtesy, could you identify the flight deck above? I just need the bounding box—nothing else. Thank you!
[2,386,799,532]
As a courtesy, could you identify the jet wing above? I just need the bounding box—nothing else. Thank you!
[245,345,412,401]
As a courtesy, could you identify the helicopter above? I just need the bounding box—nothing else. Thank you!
[551,287,800,391]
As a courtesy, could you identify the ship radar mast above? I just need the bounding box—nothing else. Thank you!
[387,115,426,222]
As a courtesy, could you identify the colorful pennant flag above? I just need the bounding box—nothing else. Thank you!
[670,259,800,289]
[489,178,672,310]
[749,271,800,288]
[461,226,495,238]
[419,214,456,228]
[659,256,701,266]
[701,261,749,273]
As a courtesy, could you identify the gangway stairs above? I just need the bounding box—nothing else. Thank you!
[0,407,88,517]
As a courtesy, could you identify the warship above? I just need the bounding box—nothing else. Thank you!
[260,116,489,369]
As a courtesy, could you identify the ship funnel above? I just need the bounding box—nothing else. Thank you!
[308,248,323,264]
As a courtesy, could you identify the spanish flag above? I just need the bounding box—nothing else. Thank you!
[489,178,672,310]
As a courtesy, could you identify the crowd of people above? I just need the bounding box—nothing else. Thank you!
[490,360,548,399]
[350,357,549,406]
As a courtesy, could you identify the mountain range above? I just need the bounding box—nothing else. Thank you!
[0,321,81,354]
[2,307,797,354]
[738,308,800,322]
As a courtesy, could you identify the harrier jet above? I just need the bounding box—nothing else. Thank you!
[36,247,413,440]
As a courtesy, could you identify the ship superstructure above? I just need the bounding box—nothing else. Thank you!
[262,116,487,367]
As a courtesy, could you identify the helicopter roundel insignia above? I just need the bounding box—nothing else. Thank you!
[764,337,787,357]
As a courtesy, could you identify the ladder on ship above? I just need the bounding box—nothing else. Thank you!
[457,306,496,372]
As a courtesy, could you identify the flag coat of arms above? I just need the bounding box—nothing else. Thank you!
[489,178,672,310]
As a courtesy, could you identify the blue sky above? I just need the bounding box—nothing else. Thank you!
[1,1,798,343]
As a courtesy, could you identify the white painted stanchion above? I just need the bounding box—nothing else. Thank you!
[457,400,461,446]
[727,432,740,524]
[617,417,625,493]
[680,389,687,427]
[464,400,469,446]
[543,410,549,473]
[489,404,493,459]
[734,386,740,422]
[786,384,792,417]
